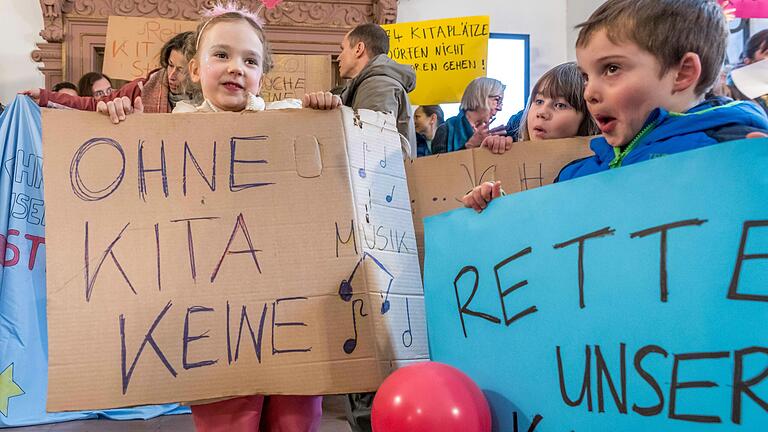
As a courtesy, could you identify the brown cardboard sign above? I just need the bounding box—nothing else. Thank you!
[405,137,594,264]
[103,16,197,81]
[261,55,333,103]
[43,107,427,411]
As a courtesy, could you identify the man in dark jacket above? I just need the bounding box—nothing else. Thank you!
[305,23,417,158]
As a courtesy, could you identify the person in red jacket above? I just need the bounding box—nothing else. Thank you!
[21,31,192,115]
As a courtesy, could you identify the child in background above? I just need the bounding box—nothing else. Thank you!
[481,62,598,154]
[518,62,598,142]
[464,62,598,207]
[464,0,768,212]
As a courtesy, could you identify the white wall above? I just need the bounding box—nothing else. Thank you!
[397,0,568,86]
[0,0,45,105]
[565,0,602,60]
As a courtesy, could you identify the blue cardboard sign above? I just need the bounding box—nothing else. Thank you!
[424,139,768,431]
[0,96,187,427]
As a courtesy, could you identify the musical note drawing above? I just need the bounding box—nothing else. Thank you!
[385,185,395,203]
[379,148,387,168]
[338,252,394,314]
[358,148,367,178]
[343,299,367,354]
[338,259,359,302]
[402,297,413,347]
[380,276,394,314]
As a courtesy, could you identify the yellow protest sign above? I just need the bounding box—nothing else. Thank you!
[103,16,197,81]
[382,16,490,105]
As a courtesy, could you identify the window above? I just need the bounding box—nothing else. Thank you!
[440,33,530,130]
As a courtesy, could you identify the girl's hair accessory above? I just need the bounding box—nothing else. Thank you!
[196,0,284,48]
[202,1,264,26]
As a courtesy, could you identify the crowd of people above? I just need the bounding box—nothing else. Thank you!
[3,0,768,431]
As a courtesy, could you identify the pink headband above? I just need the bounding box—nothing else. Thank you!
[196,0,284,49]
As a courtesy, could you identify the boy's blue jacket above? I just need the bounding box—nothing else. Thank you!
[557,97,768,182]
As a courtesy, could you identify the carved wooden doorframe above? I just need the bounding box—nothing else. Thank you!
[32,0,397,89]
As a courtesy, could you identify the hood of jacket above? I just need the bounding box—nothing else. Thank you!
[345,54,416,97]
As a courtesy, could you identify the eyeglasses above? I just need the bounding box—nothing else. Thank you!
[93,87,113,98]
[489,95,503,106]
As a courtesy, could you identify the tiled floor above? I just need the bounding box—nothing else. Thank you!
[7,396,353,431]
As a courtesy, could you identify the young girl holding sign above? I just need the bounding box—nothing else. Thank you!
[181,4,337,431]
[98,3,336,431]
[464,62,598,209]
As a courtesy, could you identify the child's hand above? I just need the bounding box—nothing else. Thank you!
[97,96,143,124]
[481,135,513,154]
[461,181,502,212]
[747,132,768,139]
[302,92,341,110]
[19,89,41,102]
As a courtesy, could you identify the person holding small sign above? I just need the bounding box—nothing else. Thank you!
[463,0,768,212]
[90,3,343,430]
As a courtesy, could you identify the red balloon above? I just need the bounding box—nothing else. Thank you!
[372,361,491,432]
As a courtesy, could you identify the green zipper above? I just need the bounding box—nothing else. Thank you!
[609,119,658,169]
[608,101,743,169]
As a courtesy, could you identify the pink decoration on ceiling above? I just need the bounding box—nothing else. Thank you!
[720,0,768,19]
[261,0,285,10]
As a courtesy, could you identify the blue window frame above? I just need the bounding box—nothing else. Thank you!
[439,33,530,130]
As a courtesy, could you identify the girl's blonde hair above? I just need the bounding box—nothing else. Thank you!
[460,77,505,113]
[182,11,273,105]
[518,62,598,141]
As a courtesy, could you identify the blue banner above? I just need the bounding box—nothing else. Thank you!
[424,139,768,431]
[0,96,187,427]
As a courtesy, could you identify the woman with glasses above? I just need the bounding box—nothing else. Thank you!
[431,77,505,153]
[22,32,192,115]
[77,72,113,101]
